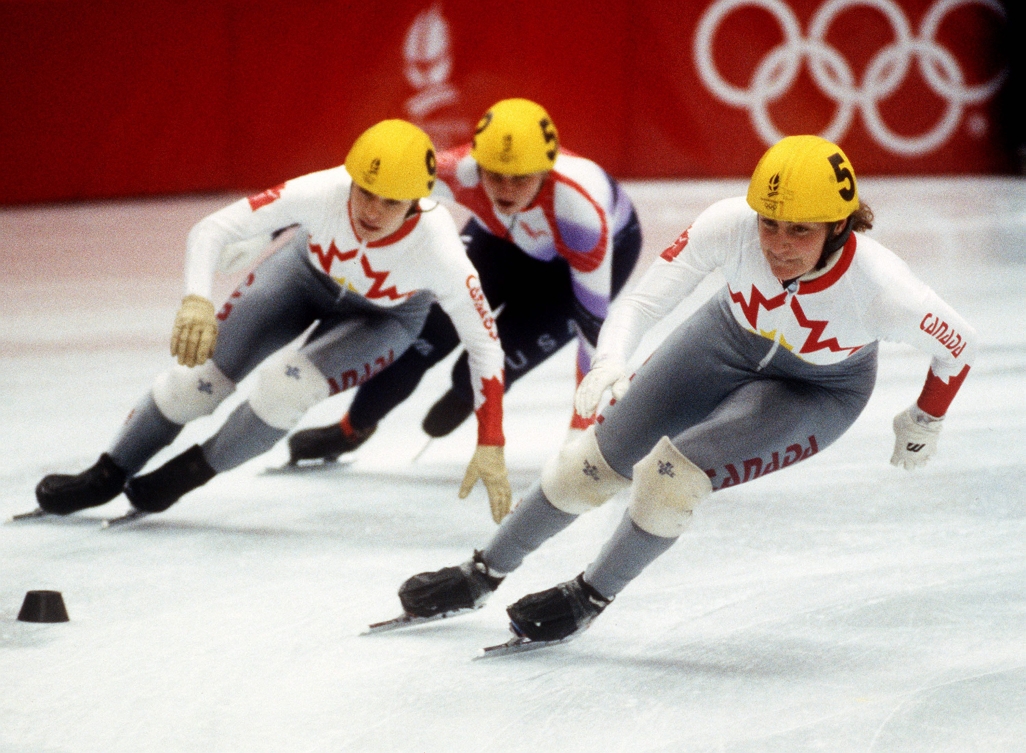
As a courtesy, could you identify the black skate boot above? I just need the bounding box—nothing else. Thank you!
[287,416,376,464]
[36,453,127,515]
[123,444,216,513]
[421,389,475,438]
[399,550,505,618]
[506,573,612,642]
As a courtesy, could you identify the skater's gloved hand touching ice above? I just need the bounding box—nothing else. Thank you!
[890,404,943,470]
[459,444,512,523]
[575,359,631,418]
[171,294,218,367]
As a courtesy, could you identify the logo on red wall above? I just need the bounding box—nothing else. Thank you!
[402,5,472,149]
[693,0,1007,156]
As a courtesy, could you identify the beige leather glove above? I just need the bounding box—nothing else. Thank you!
[459,444,512,523]
[170,294,218,367]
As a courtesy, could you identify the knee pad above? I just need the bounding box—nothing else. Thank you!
[541,425,629,515]
[248,349,330,430]
[152,360,236,425]
[628,436,712,538]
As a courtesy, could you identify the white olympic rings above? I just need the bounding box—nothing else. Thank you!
[694,0,1007,156]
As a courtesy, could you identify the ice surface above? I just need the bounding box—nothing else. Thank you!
[1,178,1025,752]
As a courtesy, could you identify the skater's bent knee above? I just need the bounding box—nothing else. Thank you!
[249,350,330,429]
[540,425,629,515]
[152,361,235,424]
[628,437,712,537]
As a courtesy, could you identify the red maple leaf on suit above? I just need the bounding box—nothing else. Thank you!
[360,255,414,301]
[308,240,358,275]
[791,298,861,356]
[729,285,788,329]
[476,374,505,446]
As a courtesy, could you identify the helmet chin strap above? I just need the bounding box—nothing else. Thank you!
[815,216,853,271]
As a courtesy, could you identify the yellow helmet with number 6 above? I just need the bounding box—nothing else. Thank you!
[345,120,437,200]
[747,135,859,223]
[472,98,559,175]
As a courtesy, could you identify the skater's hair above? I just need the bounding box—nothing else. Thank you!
[405,198,443,220]
[850,202,874,232]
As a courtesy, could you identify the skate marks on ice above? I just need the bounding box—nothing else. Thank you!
[866,665,1026,752]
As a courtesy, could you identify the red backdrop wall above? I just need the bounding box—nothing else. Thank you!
[0,0,1013,204]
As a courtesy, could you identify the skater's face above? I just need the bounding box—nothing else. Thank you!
[349,185,416,242]
[479,168,547,215]
[757,215,846,280]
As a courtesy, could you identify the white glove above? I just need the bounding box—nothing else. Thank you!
[170,294,218,367]
[890,404,943,470]
[574,360,631,418]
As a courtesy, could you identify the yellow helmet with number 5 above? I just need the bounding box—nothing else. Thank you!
[345,120,437,200]
[747,135,859,223]
[472,98,559,175]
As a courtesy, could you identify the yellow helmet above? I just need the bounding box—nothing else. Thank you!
[344,120,437,200]
[471,98,559,175]
[747,135,859,222]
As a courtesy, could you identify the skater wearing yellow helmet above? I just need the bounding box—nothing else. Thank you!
[289,98,642,466]
[391,135,977,647]
[35,120,511,524]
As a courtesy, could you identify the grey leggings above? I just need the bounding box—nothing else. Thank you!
[598,290,877,486]
[109,233,432,475]
[483,290,877,596]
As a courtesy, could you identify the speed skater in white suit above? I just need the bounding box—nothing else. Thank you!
[393,135,977,643]
[35,120,512,523]
[287,98,642,464]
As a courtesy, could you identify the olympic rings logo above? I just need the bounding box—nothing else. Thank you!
[694,0,1006,156]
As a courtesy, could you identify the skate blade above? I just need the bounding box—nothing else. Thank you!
[101,509,152,528]
[7,507,49,523]
[263,458,356,476]
[474,631,579,659]
[7,508,103,527]
[361,606,480,635]
[410,438,433,464]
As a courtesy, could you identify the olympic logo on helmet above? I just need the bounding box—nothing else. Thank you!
[694,0,1006,156]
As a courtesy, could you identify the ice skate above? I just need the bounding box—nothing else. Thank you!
[421,389,474,438]
[286,416,376,465]
[35,453,127,515]
[398,550,505,618]
[101,508,153,528]
[475,631,580,659]
[123,444,216,513]
[505,572,612,643]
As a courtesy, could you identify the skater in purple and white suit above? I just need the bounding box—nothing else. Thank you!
[287,98,642,464]
[393,135,977,645]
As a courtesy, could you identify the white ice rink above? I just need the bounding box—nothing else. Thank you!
[2,178,1025,752]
